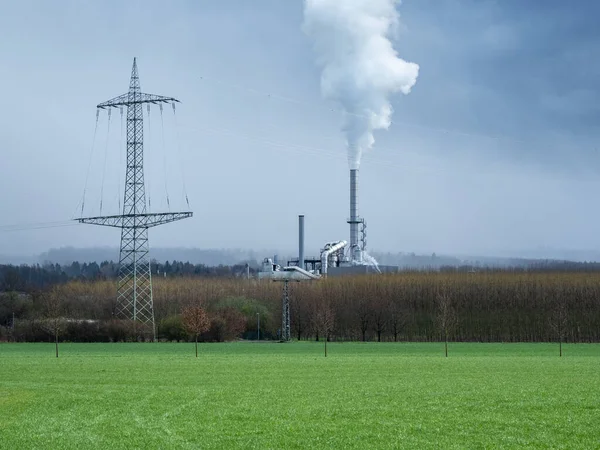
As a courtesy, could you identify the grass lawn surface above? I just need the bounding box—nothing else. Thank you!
[0,342,599,449]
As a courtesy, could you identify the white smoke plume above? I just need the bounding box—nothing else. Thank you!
[302,0,419,169]
[362,251,382,273]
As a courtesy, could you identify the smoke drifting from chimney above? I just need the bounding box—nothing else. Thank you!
[302,0,419,169]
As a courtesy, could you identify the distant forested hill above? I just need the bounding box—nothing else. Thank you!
[38,246,277,266]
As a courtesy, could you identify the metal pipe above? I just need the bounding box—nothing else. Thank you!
[298,214,305,270]
[349,169,361,262]
[320,240,347,276]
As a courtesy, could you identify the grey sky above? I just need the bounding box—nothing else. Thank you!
[1,0,599,259]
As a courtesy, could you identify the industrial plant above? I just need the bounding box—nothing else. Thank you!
[259,168,399,280]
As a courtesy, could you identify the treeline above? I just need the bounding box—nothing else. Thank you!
[3,259,600,293]
[0,261,256,291]
[441,260,600,273]
[2,271,600,343]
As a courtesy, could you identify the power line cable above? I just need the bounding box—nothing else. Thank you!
[79,109,100,217]
[99,108,112,215]
[0,220,78,233]
[117,106,124,213]
[172,103,190,209]
[146,104,152,211]
[159,104,170,211]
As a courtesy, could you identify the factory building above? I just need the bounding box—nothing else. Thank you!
[259,167,399,279]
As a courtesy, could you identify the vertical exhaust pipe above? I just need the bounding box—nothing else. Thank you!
[348,169,362,262]
[350,169,358,249]
[298,215,305,270]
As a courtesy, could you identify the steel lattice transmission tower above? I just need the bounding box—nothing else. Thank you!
[77,58,192,339]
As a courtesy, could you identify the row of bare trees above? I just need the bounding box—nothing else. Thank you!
[2,271,598,348]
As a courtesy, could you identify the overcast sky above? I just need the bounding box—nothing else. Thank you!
[1,0,600,259]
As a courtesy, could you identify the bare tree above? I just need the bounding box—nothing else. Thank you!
[40,288,65,358]
[290,292,310,341]
[356,299,371,342]
[549,294,569,357]
[372,300,388,342]
[181,306,210,357]
[435,291,457,357]
[312,301,335,357]
[388,301,406,342]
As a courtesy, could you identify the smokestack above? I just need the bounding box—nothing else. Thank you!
[298,215,305,270]
[349,170,360,261]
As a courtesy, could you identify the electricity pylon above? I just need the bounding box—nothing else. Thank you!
[77,58,192,340]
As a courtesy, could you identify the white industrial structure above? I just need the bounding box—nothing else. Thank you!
[257,258,320,281]
[320,240,347,276]
[258,212,385,280]
[258,257,319,342]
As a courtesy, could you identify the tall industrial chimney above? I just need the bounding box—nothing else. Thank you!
[298,214,305,270]
[348,169,362,262]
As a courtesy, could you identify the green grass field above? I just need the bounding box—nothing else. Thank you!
[1,342,599,449]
